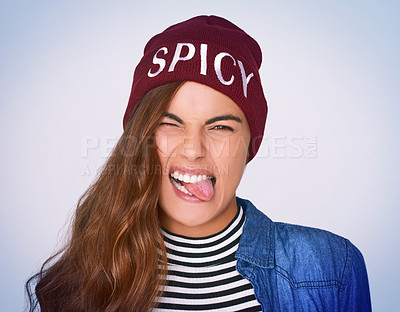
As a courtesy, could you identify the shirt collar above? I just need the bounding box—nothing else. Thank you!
[235,197,275,269]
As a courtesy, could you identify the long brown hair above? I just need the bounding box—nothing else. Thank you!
[26,81,185,311]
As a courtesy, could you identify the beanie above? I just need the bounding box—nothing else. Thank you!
[123,15,268,161]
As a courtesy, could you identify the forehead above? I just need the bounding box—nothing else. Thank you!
[167,81,245,119]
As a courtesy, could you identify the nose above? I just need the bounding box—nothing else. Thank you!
[179,132,206,161]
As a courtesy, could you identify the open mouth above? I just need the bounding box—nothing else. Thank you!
[169,171,216,201]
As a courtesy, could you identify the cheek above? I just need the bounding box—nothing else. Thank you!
[155,133,180,159]
[155,132,168,157]
[208,135,249,164]
[230,135,250,163]
[211,136,249,188]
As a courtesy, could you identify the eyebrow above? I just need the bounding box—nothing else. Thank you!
[164,112,184,124]
[205,114,242,125]
[163,113,242,125]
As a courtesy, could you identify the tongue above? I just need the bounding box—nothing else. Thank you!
[182,179,214,201]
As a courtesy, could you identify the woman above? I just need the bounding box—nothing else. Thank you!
[26,15,371,311]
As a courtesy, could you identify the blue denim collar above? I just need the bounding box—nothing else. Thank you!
[235,197,275,269]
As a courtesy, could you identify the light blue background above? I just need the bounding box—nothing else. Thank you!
[1,0,399,310]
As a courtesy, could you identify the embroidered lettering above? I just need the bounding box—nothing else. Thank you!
[147,47,168,78]
[238,60,254,98]
[214,52,236,85]
[200,44,208,75]
[168,43,195,72]
[146,43,255,98]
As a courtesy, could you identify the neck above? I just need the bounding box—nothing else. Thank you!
[159,196,238,238]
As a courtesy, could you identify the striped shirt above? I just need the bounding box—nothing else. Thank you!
[154,206,262,312]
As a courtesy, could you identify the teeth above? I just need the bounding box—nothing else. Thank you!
[169,171,214,184]
[183,174,190,183]
[170,177,193,195]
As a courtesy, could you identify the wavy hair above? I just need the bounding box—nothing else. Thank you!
[26,81,185,311]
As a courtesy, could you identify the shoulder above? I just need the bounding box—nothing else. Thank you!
[274,221,357,285]
[273,221,371,310]
[237,197,371,309]
[274,221,350,266]
[237,197,365,287]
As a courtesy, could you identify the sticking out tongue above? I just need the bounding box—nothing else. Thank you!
[182,179,214,201]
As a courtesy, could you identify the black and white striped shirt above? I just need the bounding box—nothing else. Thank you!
[154,206,262,312]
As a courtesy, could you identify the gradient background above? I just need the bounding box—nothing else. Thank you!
[1,0,399,310]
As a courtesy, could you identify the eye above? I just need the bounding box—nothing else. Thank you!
[211,125,234,131]
[159,122,179,127]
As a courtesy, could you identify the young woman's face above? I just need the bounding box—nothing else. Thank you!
[155,81,251,237]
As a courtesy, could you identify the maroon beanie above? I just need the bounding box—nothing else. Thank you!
[123,15,267,161]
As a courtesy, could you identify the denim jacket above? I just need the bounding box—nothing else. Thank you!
[236,197,371,311]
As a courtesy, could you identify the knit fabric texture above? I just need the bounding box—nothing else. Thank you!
[123,15,268,161]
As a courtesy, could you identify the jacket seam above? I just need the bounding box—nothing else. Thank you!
[267,220,274,266]
[338,239,353,292]
[236,253,272,268]
[258,268,273,308]
[275,265,345,290]
[238,262,273,309]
